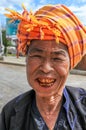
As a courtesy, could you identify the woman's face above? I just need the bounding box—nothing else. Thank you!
[26,40,70,97]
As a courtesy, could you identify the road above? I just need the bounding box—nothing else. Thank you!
[0,63,86,112]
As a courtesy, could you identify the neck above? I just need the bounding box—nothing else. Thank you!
[36,93,63,130]
[36,93,63,115]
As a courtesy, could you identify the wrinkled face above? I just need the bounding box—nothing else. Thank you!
[26,40,70,97]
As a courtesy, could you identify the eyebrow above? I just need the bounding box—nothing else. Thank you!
[51,50,67,56]
[28,47,67,56]
[28,47,44,54]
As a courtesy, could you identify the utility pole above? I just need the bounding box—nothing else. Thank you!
[0,20,4,58]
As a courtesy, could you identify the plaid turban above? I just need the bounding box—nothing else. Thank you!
[5,4,86,69]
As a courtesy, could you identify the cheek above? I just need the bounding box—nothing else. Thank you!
[55,62,70,76]
[26,62,34,86]
[26,59,40,78]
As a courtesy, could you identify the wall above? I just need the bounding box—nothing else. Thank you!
[75,54,86,70]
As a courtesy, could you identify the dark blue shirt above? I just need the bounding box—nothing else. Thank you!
[29,88,71,130]
[1,87,86,130]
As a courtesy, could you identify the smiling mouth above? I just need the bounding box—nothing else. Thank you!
[37,78,56,87]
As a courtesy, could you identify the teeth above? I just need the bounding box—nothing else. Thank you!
[38,78,55,83]
[37,78,55,87]
[40,82,54,87]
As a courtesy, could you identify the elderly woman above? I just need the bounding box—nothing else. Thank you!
[0,4,86,130]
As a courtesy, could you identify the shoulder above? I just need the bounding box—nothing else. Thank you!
[66,86,86,100]
[1,89,35,115]
[65,86,86,114]
[0,90,35,130]
[65,86,86,129]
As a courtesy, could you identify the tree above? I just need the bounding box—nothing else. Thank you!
[2,29,12,55]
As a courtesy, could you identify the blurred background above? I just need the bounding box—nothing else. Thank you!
[0,0,86,112]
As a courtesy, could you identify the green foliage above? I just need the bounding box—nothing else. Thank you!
[2,29,12,55]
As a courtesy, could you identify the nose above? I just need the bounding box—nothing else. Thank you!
[40,59,54,74]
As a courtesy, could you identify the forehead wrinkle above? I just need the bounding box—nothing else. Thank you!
[51,49,68,56]
[29,46,67,57]
[28,47,44,54]
[28,40,68,55]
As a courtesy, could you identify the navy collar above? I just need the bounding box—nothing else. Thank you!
[63,87,77,130]
[63,87,70,112]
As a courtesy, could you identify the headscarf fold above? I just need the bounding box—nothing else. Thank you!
[4,4,86,69]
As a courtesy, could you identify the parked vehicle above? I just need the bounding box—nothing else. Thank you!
[7,46,16,54]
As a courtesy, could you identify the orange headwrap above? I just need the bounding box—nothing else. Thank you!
[4,4,86,69]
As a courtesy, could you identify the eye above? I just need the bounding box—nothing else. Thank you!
[29,54,42,59]
[52,57,63,62]
[33,55,41,58]
[53,57,62,61]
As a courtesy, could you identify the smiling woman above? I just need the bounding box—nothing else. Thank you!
[26,40,70,98]
[0,4,86,130]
